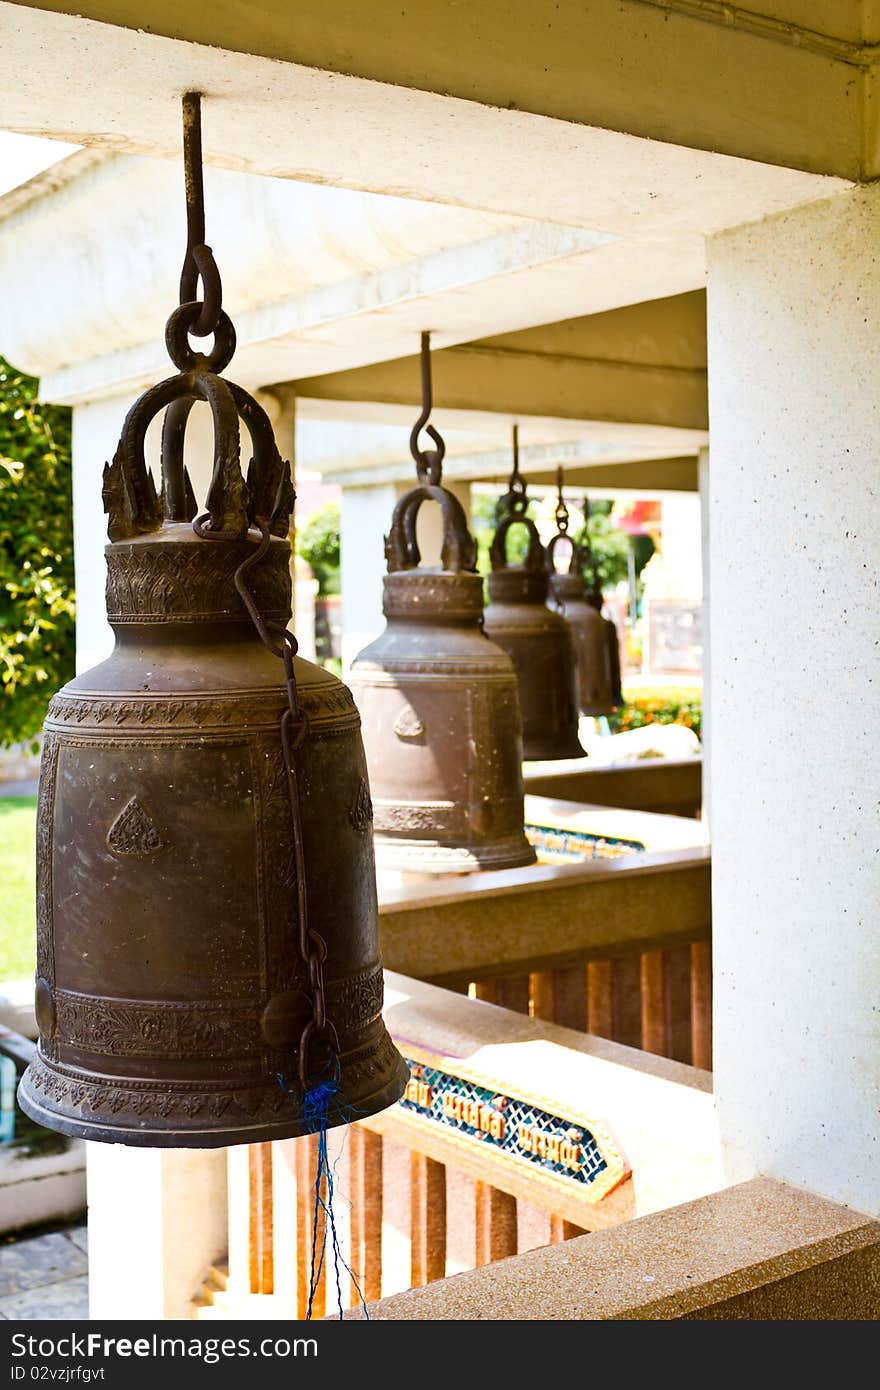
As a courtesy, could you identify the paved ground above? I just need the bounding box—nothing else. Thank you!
[0,1223,88,1319]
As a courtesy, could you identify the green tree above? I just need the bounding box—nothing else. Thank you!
[472,490,654,592]
[0,357,74,749]
[574,503,652,590]
[296,500,341,595]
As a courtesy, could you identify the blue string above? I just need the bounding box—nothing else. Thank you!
[277,1073,370,1322]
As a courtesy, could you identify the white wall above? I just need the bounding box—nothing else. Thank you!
[707,184,880,1215]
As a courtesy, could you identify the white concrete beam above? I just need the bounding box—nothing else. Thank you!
[0,3,846,241]
[0,0,872,178]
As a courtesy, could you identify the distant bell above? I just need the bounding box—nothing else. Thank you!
[547,534,619,717]
[484,511,585,762]
[351,482,536,873]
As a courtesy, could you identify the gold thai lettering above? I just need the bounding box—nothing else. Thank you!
[518,1123,582,1171]
[404,1077,433,1109]
[443,1091,505,1140]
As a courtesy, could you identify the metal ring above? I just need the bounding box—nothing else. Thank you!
[189,244,223,337]
[165,302,236,373]
[297,1017,341,1091]
[411,422,446,487]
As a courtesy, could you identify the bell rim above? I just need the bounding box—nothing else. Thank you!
[522,736,587,761]
[17,1045,410,1150]
[373,831,537,874]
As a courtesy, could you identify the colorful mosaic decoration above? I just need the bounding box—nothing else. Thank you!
[525,823,644,863]
[399,1055,628,1201]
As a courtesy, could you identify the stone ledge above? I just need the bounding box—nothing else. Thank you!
[350,1177,880,1319]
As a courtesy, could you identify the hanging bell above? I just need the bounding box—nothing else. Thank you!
[17,96,408,1148]
[483,433,584,761]
[350,336,535,873]
[546,473,620,716]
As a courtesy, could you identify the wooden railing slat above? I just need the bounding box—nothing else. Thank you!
[587,959,614,1038]
[665,946,693,1064]
[475,1182,518,1266]
[549,1215,588,1243]
[410,1154,447,1286]
[690,938,713,1070]
[612,954,642,1048]
[350,1125,383,1306]
[495,973,531,1014]
[551,964,588,1031]
[247,1142,273,1296]
[472,980,498,1004]
[295,1134,326,1320]
[640,949,667,1056]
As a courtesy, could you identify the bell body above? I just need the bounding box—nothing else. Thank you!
[18,524,408,1147]
[548,573,618,717]
[351,570,536,872]
[484,567,585,761]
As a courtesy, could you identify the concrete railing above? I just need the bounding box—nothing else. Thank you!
[378,834,712,1069]
[198,973,721,1319]
[354,1177,880,1320]
[523,757,702,819]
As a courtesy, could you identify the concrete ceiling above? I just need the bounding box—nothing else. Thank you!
[1,0,873,176]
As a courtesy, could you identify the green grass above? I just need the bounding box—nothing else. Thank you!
[0,797,37,980]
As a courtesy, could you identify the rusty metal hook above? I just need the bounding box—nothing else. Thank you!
[496,425,529,520]
[554,464,570,534]
[409,331,446,486]
[179,93,223,338]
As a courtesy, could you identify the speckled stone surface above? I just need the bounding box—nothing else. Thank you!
[349,1178,880,1319]
[0,1226,88,1320]
[708,185,880,1217]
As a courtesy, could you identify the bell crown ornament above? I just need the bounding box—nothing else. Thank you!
[547,471,621,717]
[18,94,408,1147]
[350,334,535,873]
[483,432,585,762]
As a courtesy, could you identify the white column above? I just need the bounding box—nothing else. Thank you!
[340,482,401,676]
[87,1145,228,1319]
[71,395,129,673]
[707,184,880,1216]
[413,479,471,568]
[698,446,711,832]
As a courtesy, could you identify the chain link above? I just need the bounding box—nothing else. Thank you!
[194,516,338,1091]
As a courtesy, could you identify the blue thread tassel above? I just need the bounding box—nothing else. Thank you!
[278,1073,370,1321]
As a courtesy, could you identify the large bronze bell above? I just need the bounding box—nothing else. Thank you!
[18,97,407,1148]
[483,435,584,762]
[546,473,620,717]
[350,336,535,873]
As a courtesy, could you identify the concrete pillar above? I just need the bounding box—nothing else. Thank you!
[706,185,880,1216]
[71,395,129,673]
[698,446,710,832]
[340,476,471,674]
[87,1144,228,1319]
